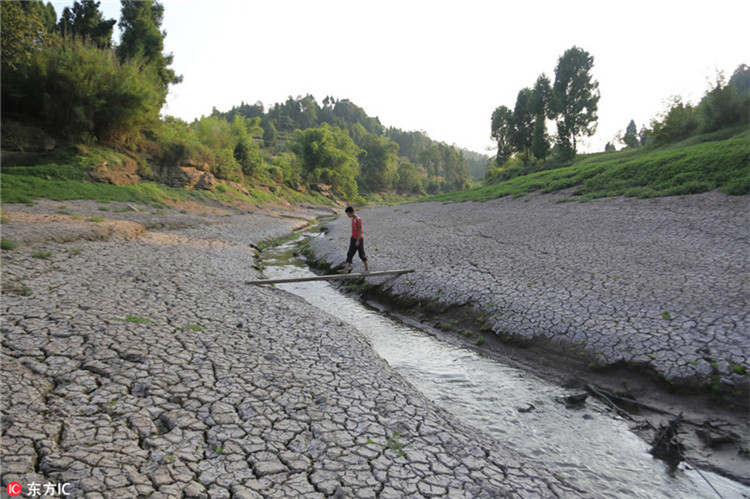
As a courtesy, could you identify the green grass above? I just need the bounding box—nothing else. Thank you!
[118,315,151,324]
[32,249,54,259]
[0,152,335,208]
[423,129,749,203]
[0,174,189,205]
[1,238,18,250]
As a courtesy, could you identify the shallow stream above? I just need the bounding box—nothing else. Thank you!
[261,231,749,498]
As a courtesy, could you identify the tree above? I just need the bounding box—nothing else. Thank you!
[623,119,640,148]
[263,121,278,148]
[418,146,442,179]
[699,68,749,133]
[58,0,116,48]
[290,124,361,200]
[550,46,600,158]
[117,0,181,103]
[490,105,514,166]
[511,88,535,161]
[531,115,551,161]
[651,97,699,144]
[529,74,552,161]
[22,1,58,33]
[357,128,399,192]
[729,64,750,96]
[530,73,552,117]
[0,1,57,72]
[440,145,469,191]
[395,159,424,195]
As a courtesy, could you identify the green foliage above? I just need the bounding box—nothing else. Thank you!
[2,164,88,181]
[4,37,163,144]
[490,105,514,165]
[623,120,641,149]
[0,1,59,72]
[531,115,551,162]
[1,239,18,251]
[396,159,425,195]
[290,124,361,200]
[271,152,303,188]
[651,97,700,145]
[121,315,151,324]
[116,0,181,98]
[648,65,749,147]
[0,173,187,205]
[511,88,535,160]
[147,116,214,166]
[357,129,399,192]
[426,130,749,202]
[58,0,116,48]
[551,46,600,157]
[32,249,54,259]
[212,148,243,183]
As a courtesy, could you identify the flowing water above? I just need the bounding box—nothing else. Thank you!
[261,232,749,498]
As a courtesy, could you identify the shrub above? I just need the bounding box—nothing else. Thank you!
[5,38,162,144]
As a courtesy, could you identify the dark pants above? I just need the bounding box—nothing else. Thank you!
[346,237,367,263]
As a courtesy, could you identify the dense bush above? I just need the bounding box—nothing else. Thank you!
[4,38,162,145]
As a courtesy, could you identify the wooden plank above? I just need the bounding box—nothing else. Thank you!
[246,269,414,285]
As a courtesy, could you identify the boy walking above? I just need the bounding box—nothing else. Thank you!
[341,206,370,274]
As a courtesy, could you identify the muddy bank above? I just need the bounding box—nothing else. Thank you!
[1,199,581,497]
[306,191,750,484]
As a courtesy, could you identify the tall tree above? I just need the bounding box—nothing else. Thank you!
[490,105,514,166]
[290,123,361,200]
[0,1,57,72]
[623,119,640,148]
[511,88,535,161]
[550,46,600,158]
[58,0,115,48]
[531,115,550,161]
[357,127,399,192]
[117,0,181,103]
[530,73,552,117]
[529,74,552,161]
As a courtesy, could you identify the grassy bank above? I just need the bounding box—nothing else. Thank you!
[0,146,335,208]
[424,127,750,203]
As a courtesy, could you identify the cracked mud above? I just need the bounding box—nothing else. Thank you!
[1,200,579,498]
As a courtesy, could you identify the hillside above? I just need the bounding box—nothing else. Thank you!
[422,127,749,203]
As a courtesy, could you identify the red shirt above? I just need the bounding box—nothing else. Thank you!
[351,216,363,239]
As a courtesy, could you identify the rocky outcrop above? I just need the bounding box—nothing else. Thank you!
[150,163,217,190]
[88,160,141,186]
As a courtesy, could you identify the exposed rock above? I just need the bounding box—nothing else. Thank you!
[88,160,141,186]
[150,164,217,190]
[182,157,211,172]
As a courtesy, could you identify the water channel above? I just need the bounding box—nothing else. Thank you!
[261,230,749,499]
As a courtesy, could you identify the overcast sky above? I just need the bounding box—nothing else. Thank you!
[51,0,749,155]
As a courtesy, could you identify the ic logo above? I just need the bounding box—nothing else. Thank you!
[7,482,22,497]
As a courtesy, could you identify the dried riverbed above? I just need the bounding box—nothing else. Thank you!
[306,191,750,486]
[2,199,581,497]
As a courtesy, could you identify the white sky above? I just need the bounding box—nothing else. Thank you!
[51,0,749,155]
